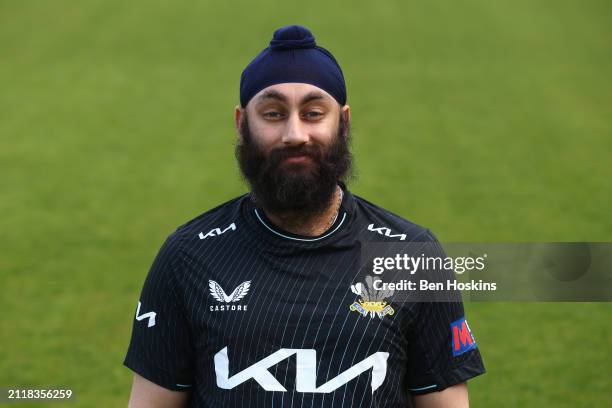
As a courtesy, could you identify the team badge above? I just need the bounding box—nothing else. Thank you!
[209,280,251,312]
[451,317,477,356]
[350,275,395,319]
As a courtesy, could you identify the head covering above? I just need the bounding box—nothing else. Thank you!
[239,25,347,107]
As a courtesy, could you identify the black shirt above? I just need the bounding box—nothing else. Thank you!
[124,183,485,407]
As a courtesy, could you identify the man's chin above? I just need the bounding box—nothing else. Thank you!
[276,162,320,180]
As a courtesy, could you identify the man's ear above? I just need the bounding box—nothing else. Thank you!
[234,105,244,142]
[341,105,351,140]
[341,105,351,126]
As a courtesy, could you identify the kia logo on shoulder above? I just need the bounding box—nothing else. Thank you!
[367,224,406,241]
[198,222,237,240]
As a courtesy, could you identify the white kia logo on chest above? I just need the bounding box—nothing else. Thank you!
[214,346,389,394]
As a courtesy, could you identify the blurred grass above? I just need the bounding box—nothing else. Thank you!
[1,0,611,406]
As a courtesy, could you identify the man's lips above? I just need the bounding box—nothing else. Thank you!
[282,155,311,164]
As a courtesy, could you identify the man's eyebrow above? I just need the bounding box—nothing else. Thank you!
[300,91,326,105]
[257,90,288,103]
[256,90,327,105]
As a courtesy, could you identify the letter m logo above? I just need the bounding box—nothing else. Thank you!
[214,347,389,394]
[451,317,477,356]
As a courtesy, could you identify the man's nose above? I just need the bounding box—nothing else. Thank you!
[281,113,309,145]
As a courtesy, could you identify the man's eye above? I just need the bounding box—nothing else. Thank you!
[304,111,323,119]
[263,111,283,119]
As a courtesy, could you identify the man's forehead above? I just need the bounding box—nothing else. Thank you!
[251,83,336,106]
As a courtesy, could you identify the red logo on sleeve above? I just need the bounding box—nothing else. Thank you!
[451,317,477,356]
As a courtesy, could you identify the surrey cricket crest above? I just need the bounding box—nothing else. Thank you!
[350,275,395,319]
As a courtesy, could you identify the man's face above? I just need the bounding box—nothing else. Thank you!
[235,83,352,216]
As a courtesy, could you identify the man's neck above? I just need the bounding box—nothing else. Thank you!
[261,185,343,237]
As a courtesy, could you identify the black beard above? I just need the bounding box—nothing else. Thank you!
[235,112,353,218]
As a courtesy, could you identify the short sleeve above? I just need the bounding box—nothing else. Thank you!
[403,231,486,394]
[123,233,196,391]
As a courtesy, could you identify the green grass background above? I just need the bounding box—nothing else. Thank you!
[1,0,611,406]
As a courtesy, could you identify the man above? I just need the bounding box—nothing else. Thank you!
[124,25,485,407]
